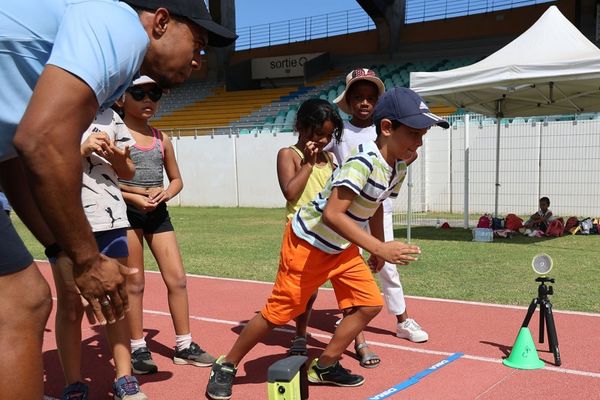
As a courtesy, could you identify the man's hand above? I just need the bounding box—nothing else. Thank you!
[72,254,137,325]
[375,241,421,266]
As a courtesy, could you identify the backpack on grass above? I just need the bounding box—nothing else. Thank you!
[505,214,523,231]
[546,218,564,237]
[564,216,579,234]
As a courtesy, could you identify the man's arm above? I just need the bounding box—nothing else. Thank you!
[0,158,55,246]
[13,65,134,324]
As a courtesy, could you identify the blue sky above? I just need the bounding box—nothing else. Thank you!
[235,0,360,28]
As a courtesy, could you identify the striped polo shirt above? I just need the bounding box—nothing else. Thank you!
[292,140,407,254]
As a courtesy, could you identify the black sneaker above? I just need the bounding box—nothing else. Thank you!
[307,358,365,387]
[173,341,215,367]
[206,356,237,400]
[131,347,158,375]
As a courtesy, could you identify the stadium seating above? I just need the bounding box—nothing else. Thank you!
[153,58,485,134]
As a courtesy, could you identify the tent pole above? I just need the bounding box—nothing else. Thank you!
[538,121,543,199]
[464,114,470,228]
[494,114,501,218]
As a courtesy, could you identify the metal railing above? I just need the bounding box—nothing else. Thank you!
[405,0,555,24]
[235,8,374,51]
[234,1,556,50]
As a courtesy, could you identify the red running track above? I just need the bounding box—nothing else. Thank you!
[39,263,600,400]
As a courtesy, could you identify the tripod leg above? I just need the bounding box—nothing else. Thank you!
[539,302,545,344]
[543,300,561,366]
[521,298,539,328]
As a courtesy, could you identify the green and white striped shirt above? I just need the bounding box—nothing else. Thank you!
[292,141,406,254]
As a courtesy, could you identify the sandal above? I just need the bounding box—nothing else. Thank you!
[354,342,380,369]
[287,335,308,356]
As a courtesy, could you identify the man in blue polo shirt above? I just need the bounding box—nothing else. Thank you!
[0,1,236,397]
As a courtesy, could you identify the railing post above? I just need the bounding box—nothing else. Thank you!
[346,10,349,34]
[249,26,252,49]
[268,24,271,47]
[288,20,291,43]
[304,17,308,42]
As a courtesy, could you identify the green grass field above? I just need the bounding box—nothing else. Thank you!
[12,207,599,313]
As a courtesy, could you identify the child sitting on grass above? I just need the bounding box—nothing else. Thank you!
[205,87,448,400]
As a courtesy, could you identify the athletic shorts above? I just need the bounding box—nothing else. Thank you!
[261,222,383,325]
[95,228,128,258]
[126,202,173,234]
[0,210,33,276]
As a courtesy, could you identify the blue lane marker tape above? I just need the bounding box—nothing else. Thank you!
[367,352,464,400]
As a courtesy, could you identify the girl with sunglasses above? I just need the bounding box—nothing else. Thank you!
[118,76,215,375]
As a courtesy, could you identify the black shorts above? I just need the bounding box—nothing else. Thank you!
[0,211,33,276]
[126,202,174,234]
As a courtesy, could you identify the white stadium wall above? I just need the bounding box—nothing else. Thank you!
[169,119,600,218]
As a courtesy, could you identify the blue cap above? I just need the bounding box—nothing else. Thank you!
[373,87,449,129]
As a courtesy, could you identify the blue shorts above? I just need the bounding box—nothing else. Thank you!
[0,210,33,275]
[95,228,128,258]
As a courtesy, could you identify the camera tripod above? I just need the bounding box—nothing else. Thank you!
[520,276,561,366]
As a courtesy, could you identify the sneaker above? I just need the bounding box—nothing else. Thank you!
[397,318,429,343]
[173,341,215,367]
[307,358,364,387]
[112,375,147,400]
[131,347,158,375]
[61,381,89,400]
[206,356,237,400]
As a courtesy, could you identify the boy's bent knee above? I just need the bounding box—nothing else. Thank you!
[358,305,382,320]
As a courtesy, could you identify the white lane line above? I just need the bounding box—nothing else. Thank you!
[39,261,600,317]
[141,308,600,379]
[144,270,600,318]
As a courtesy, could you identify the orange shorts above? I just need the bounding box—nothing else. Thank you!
[261,222,383,325]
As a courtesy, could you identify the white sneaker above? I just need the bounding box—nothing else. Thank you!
[397,318,429,342]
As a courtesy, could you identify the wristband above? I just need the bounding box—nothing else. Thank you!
[44,243,62,260]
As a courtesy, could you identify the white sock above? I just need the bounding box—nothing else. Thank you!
[175,333,193,351]
[130,338,147,353]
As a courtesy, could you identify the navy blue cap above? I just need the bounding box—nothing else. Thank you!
[124,0,237,47]
[373,87,449,129]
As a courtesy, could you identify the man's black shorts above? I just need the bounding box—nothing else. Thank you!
[0,210,33,275]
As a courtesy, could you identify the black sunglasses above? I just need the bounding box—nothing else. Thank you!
[128,86,163,102]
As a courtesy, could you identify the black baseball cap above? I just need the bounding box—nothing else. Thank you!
[373,87,450,129]
[124,0,237,47]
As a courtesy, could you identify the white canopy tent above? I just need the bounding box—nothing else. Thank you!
[410,5,600,216]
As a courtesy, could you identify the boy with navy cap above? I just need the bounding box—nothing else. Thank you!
[205,87,448,400]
